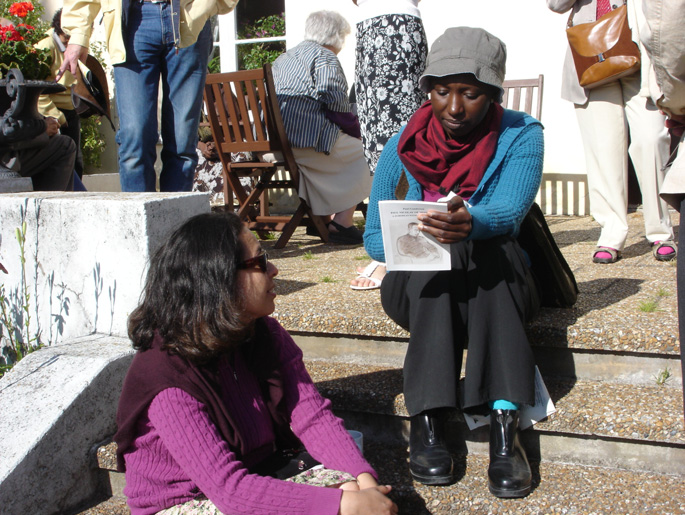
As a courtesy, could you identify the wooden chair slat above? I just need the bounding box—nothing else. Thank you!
[203,64,330,248]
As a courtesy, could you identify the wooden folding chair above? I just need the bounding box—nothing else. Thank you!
[203,63,329,248]
[501,75,544,120]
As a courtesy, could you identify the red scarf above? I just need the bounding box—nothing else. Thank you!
[398,100,503,198]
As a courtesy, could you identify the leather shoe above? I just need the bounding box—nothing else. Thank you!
[488,409,532,498]
[409,409,454,485]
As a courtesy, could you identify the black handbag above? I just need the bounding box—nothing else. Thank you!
[517,203,578,308]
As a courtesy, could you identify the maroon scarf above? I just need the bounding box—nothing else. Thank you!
[398,100,503,198]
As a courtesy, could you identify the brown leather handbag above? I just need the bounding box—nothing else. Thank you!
[566,3,641,90]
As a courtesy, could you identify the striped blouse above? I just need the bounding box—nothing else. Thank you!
[271,40,352,154]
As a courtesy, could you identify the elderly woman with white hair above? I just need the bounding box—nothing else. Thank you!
[271,10,372,244]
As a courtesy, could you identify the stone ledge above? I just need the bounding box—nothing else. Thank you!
[0,335,134,515]
[0,192,210,347]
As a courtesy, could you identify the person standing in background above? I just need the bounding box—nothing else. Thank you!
[547,0,676,264]
[352,0,427,175]
[57,0,238,192]
[36,8,84,180]
[640,0,685,419]
[349,0,427,289]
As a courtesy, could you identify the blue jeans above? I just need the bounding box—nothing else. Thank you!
[113,0,211,192]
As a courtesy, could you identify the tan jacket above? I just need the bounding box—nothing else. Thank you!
[546,0,651,105]
[35,29,77,125]
[61,0,238,65]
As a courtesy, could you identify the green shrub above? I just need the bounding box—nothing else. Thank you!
[237,13,285,70]
[81,116,105,168]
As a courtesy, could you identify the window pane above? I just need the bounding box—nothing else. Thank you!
[237,41,286,70]
[235,0,285,40]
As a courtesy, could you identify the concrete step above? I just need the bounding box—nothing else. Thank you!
[85,358,684,493]
[79,352,685,514]
[302,360,685,475]
[266,213,681,360]
[81,440,685,515]
[293,332,683,390]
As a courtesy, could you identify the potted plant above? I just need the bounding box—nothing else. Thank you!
[0,1,63,145]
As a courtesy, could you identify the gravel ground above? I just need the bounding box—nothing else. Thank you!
[365,441,685,515]
[80,441,685,515]
[267,212,681,356]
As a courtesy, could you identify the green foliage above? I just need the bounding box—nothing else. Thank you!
[81,116,105,168]
[320,276,336,283]
[654,367,672,386]
[236,13,285,70]
[238,13,285,40]
[237,41,285,71]
[0,1,52,80]
[208,54,221,74]
[638,299,658,312]
[0,221,42,378]
[303,251,314,260]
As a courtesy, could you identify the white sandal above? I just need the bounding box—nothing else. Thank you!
[350,261,385,290]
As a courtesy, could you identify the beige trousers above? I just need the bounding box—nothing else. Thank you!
[575,73,673,250]
[640,0,685,208]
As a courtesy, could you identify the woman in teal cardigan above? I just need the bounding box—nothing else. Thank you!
[365,27,544,498]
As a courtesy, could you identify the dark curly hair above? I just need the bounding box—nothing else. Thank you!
[128,211,252,364]
[52,8,64,36]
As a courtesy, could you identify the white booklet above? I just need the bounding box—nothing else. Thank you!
[378,200,452,271]
[462,366,556,431]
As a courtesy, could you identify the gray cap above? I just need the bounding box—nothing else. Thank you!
[419,27,507,101]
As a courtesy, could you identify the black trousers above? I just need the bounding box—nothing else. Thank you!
[381,236,540,416]
[59,108,83,178]
[12,134,75,191]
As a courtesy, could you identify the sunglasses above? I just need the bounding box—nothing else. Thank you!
[238,251,269,273]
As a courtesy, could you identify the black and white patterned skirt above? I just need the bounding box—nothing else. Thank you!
[354,14,428,174]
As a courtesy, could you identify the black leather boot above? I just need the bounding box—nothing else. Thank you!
[409,409,454,485]
[488,409,532,498]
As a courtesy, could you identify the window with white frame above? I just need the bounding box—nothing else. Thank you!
[217,0,285,72]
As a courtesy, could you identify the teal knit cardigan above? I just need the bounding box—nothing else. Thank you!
[363,109,545,263]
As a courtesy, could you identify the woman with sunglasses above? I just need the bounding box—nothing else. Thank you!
[115,212,397,515]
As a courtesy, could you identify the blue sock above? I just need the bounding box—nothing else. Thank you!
[489,399,520,411]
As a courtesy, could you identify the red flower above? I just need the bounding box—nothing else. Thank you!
[0,24,23,42]
[17,23,34,30]
[8,2,35,18]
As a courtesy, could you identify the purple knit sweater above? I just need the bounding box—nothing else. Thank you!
[122,317,376,515]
